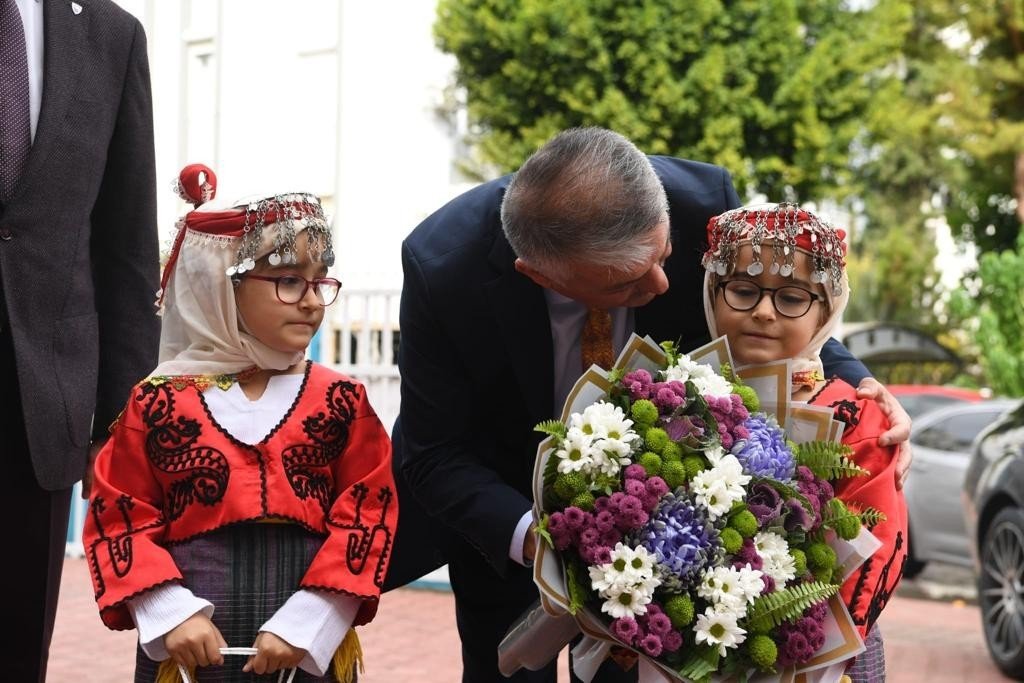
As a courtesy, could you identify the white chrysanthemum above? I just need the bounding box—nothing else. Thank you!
[693,607,747,656]
[554,427,596,474]
[691,478,736,521]
[689,366,735,399]
[663,357,734,398]
[575,402,639,443]
[662,355,702,383]
[589,544,661,618]
[735,564,767,601]
[754,531,798,585]
[703,443,726,466]
[599,582,657,619]
[697,566,749,614]
[590,445,633,477]
[690,456,749,521]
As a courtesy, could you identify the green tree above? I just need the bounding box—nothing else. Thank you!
[951,232,1024,396]
[435,0,911,201]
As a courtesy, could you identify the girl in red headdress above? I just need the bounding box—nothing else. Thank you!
[702,203,908,682]
[82,165,395,682]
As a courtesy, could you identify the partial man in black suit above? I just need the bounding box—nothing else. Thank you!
[0,1,158,680]
[389,128,910,681]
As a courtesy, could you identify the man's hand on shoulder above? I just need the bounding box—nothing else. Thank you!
[855,378,912,489]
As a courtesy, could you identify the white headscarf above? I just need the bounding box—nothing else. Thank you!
[152,218,307,377]
[151,166,333,378]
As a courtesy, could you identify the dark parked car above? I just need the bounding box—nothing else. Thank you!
[963,399,1024,678]
[903,399,1017,578]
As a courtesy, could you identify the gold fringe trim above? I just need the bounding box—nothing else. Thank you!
[155,658,189,683]
[150,629,363,683]
[332,629,364,683]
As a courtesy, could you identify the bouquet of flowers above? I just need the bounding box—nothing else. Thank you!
[515,335,882,682]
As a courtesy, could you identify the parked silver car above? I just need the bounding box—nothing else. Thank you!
[963,399,1024,678]
[903,399,1018,578]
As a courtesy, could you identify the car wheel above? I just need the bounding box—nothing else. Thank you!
[979,507,1024,678]
[903,531,926,580]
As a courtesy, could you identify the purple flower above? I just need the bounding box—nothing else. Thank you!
[594,510,616,533]
[662,630,683,653]
[612,617,639,645]
[783,497,814,532]
[631,492,720,588]
[732,538,763,571]
[563,507,586,531]
[645,612,672,637]
[654,385,684,413]
[761,574,776,593]
[624,464,648,481]
[807,600,829,622]
[623,370,654,400]
[639,634,663,657]
[664,414,705,442]
[645,477,669,499]
[625,479,646,498]
[581,543,612,565]
[731,414,795,481]
[579,528,600,547]
[797,616,826,651]
[781,630,813,665]
[600,528,622,548]
[746,482,784,526]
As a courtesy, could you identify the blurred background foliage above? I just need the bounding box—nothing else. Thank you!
[434,0,1024,394]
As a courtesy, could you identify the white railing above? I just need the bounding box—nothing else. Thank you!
[67,289,403,556]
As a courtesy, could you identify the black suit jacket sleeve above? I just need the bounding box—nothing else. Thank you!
[88,20,159,440]
[821,337,870,386]
[398,241,531,577]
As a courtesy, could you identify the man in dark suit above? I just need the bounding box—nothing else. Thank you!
[390,128,909,681]
[0,1,158,680]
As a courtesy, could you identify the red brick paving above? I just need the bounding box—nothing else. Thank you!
[49,558,1009,682]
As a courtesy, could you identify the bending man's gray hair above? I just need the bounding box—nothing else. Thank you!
[501,127,669,275]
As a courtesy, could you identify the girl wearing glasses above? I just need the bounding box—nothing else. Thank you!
[702,203,907,683]
[83,165,395,682]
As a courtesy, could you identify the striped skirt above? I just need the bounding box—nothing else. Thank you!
[134,523,339,683]
[845,625,885,683]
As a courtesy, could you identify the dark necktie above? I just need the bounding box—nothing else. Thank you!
[581,308,614,371]
[1,0,31,202]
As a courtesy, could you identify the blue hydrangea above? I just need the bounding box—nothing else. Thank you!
[731,414,795,481]
[630,492,720,591]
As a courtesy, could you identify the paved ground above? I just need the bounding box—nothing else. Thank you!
[49,559,1010,682]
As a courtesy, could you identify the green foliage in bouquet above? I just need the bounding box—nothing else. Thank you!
[744,582,840,634]
[793,441,868,481]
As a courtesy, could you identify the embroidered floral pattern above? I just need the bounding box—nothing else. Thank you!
[137,383,230,520]
[283,380,360,511]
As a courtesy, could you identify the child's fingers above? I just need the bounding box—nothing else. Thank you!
[202,635,224,667]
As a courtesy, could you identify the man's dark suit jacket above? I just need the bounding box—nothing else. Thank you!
[387,157,867,635]
[0,0,159,490]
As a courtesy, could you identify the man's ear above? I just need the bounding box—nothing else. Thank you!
[514,258,556,289]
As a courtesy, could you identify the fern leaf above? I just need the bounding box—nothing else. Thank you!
[535,419,567,440]
[607,366,626,385]
[744,581,839,633]
[793,441,868,481]
[565,559,591,615]
[858,506,888,526]
[675,645,719,682]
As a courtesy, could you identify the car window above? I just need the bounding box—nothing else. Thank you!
[915,410,1005,452]
[896,394,964,418]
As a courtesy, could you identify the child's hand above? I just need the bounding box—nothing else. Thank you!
[164,613,227,669]
[243,631,306,675]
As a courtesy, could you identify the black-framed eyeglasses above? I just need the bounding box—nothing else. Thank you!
[716,280,823,318]
[243,274,342,306]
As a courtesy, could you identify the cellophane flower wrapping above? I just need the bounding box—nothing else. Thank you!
[527,335,879,683]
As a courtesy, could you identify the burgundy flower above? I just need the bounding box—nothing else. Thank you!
[746,482,784,526]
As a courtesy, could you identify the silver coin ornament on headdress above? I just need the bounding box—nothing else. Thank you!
[224,192,335,278]
[702,202,846,297]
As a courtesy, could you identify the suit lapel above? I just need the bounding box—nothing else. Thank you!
[20,0,87,189]
[482,235,554,426]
